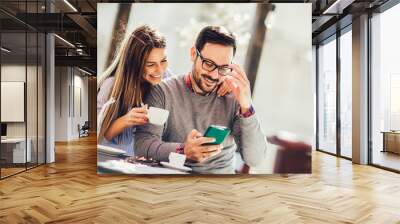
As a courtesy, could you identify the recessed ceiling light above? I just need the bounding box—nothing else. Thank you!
[1,47,11,53]
[322,0,354,15]
[63,0,78,12]
[54,34,75,48]
[78,67,93,76]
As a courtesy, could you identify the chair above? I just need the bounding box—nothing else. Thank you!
[267,135,311,174]
[78,121,90,138]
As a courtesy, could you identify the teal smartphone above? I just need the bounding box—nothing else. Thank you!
[203,125,231,145]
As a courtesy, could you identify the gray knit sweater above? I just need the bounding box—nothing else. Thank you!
[135,75,267,174]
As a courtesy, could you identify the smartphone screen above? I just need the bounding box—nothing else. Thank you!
[203,125,231,145]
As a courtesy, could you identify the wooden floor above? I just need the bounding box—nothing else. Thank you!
[1,163,45,178]
[1,167,26,178]
[0,135,400,224]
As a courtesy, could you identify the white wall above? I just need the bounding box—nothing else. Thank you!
[1,63,46,163]
[1,65,26,139]
[54,67,89,141]
[55,67,68,141]
[71,73,89,138]
[1,65,40,138]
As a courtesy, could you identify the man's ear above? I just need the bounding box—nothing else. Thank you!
[190,46,196,62]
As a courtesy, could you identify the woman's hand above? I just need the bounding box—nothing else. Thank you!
[104,105,149,141]
[217,76,233,97]
[224,64,253,112]
[122,105,149,128]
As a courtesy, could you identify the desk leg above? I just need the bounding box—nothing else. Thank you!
[382,133,386,153]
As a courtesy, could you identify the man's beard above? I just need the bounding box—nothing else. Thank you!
[192,70,219,95]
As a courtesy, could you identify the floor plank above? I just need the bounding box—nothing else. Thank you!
[0,135,399,223]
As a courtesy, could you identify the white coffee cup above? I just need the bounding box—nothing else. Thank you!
[148,107,169,125]
[168,152,186,167]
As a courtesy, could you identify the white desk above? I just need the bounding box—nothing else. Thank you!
[1,138,31,163]
[97,152,188,174]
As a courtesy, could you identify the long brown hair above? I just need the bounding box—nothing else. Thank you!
[98,25,166,142]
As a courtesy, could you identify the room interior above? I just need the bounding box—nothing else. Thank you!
[0,0,399,223]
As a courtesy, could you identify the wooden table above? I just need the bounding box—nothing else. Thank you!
[381,131,400,154]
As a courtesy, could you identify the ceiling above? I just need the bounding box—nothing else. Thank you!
[0,0,394,74]
[311,0,390,43]
[1,0,98,74]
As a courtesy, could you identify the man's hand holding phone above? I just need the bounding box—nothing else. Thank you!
[183,129,222,163]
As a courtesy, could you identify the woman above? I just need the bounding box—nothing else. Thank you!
[97,25,169,156]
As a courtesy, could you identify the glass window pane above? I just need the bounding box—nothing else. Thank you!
[1,1,46,179]
[318,37,337,154]
[340,29,352,158]
[390,75,400,130]
[371,3,400,171]
[1,31,28,177]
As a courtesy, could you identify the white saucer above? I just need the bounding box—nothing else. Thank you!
[97,145,126,155]
[160,161,192,172]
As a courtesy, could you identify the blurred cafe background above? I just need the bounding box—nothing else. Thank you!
[97,3,313,173]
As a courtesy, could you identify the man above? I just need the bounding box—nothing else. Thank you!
[135,25,267,174]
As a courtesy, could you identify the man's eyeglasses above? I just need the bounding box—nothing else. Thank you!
[196,48,233,76]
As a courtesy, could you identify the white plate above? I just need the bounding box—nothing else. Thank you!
[160,161,192,172]
[97,145,126,155]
